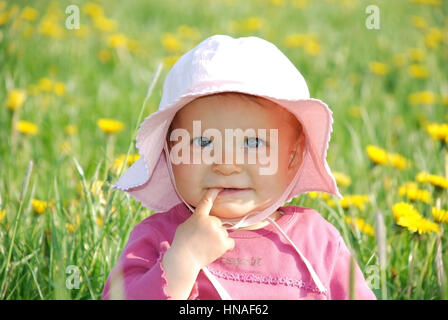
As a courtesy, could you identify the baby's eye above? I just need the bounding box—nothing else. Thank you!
[244,137,265,148]
[192,136,212,148]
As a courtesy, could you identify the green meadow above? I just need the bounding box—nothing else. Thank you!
[0,0,447,299]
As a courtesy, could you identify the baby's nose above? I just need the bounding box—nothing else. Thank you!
[212,163,243,176]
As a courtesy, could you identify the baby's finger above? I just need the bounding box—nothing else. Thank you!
[226,237,235,252]
[194,188,221,217]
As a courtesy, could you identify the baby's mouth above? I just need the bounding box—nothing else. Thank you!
[218,188,252,196]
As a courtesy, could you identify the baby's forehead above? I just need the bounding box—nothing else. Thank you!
[171,93,301,131]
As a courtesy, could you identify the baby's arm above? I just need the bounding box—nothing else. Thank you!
[102,188,234,300]
[161,241,202,299]
[161,188,234,299]
[328,236,377,300]
[101,224,199,300]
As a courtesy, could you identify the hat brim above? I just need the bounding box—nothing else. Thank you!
[113,87,342,212]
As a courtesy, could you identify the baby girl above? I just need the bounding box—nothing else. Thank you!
[102,34,376,300]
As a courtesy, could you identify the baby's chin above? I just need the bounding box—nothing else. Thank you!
[209,203,260,220]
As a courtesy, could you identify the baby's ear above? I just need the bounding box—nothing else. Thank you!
[288,132,305,170]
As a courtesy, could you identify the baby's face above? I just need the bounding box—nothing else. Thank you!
[167,93,304,219]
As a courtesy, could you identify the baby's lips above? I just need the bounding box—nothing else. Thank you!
[207,188,223,201]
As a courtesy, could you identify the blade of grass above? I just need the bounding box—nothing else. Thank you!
[73,156,98,242]
[1,160,33,299]
[375,210,388,300]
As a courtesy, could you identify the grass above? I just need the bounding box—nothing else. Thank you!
[0,0,447,299]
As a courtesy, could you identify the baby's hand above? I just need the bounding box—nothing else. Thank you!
[171,188,235,271]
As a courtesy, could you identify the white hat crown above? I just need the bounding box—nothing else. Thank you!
[159,35,311,111]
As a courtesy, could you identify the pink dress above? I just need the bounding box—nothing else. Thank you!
[102,203,377,300]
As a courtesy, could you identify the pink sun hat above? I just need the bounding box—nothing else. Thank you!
[112,34,342,229]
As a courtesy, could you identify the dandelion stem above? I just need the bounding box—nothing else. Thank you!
[406,237,419,298]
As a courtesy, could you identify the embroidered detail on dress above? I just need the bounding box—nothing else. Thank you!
[207,266,327,295]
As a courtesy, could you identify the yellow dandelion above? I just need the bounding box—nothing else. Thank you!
[60,141,72,154]
[38,17,64,39]
[97,118,124,134]
[369,62,389,76]
[65,223,77,234]
[32,199,48,215]
[0,11,9,27]
[410,0,441,6]
[20,7,39,21]
[6,89,26,111]
[113,154,141,172]
[393,202,420,220]
[16,120,38,135]
[270,0,285,6]
[163,55,180,68]
[366,145,388,165]
[177,25,201,41]
[440,94,448,106]
[0,209,6,222]
[393,53,407,67]
[425,28,443,49]
[126,39,139,53]
[432,207,448,223]
[399,185,431,204]
[348,106,362,118]
[328,195,370,210]
[333,172,352,187]
[161,33,182,53]
[387,153,410,170]
[96,216,104,227]
[283,34,308,48]
[307,192,331,200]
[39,77,53,92]
[65,124,77,135]
[108,33,128,49]
[90,180,104,195]
[344,216,375,237]
[411,16,427,29]
[399,181,419,192]
[426,123,448,142]
[239,17,263,32]
[397,214,440,234]
[409,64,429,79]
[393,202,440,234]
[93,15,116,32]
[292,0,309,9]
[66,214,81,234]
[408,48,426,62]
[408,91,436,105]
[416,172,448,190]
[83,2,104,18]
[98,49,112,63]
[304,40,321,56]
[54,82,66,96]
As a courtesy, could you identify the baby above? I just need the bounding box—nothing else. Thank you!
[102,35,376,300]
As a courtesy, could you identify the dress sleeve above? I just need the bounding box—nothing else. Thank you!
[102,225,200,300]
[328,236,377,300]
